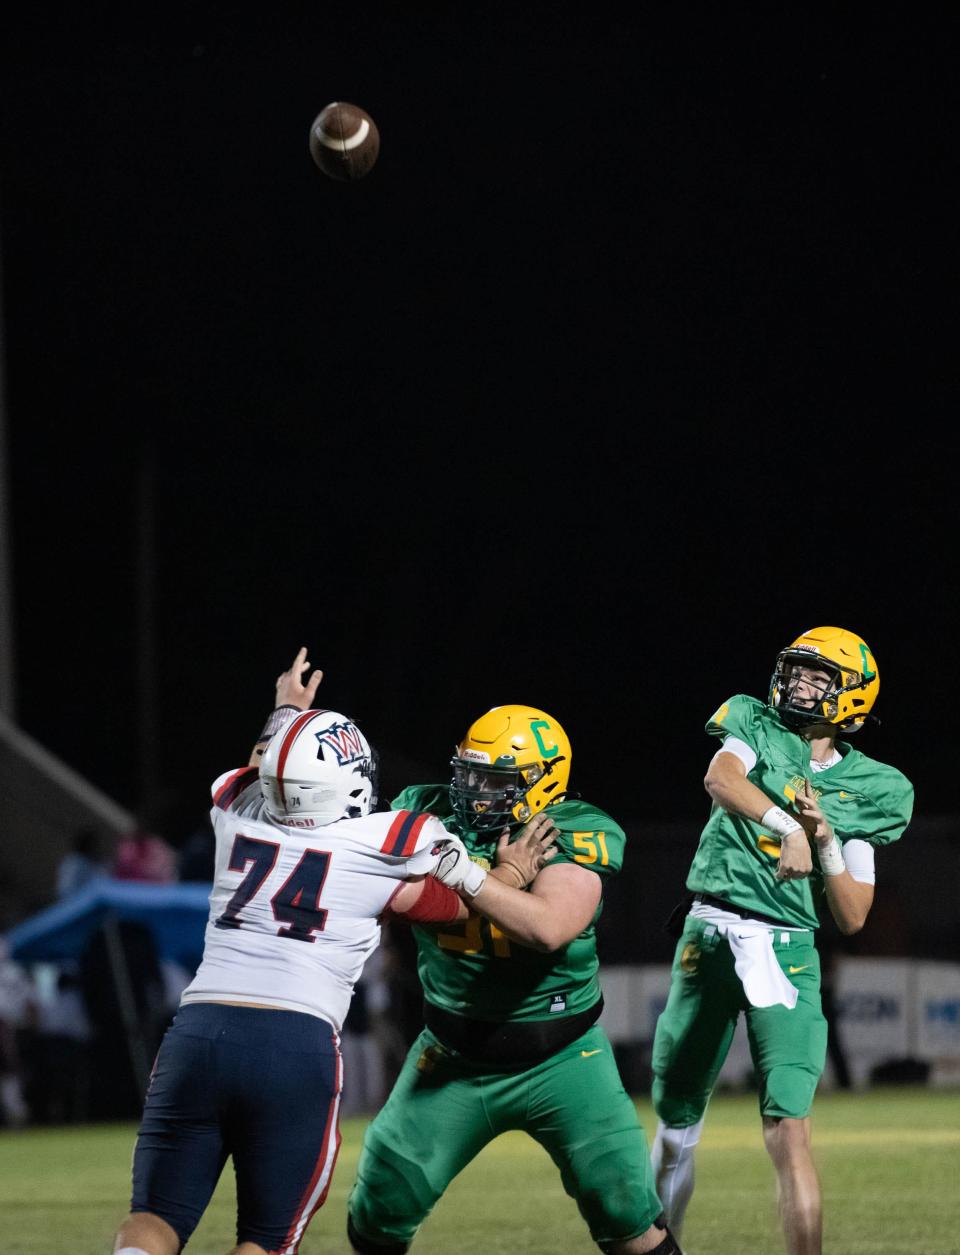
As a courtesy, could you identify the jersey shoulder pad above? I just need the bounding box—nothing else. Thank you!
[706,694,764,747]
[391,782,452,818]
[365,808,449,859]
[837,752,914,844]
[547,799,625,876]
[211,765,260,812]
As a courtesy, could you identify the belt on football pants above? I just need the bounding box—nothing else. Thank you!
[692,892,802,931]
[424,996,604,1069]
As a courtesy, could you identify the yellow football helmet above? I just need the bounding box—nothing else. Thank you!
[769,626,880,732]
[449,705,571,832]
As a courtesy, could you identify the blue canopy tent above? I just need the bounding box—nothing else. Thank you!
[7,879,212,966]
[7,879,212,1097]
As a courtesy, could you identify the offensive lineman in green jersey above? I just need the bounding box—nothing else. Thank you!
[347,705,677,1255]
[651,627,913,1255]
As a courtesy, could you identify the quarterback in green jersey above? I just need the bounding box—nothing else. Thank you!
[347,705,678,1255]
[651,627,913,1255]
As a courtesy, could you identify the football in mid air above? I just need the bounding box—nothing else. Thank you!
[309,102,380,181]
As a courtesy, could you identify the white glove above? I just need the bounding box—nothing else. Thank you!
[428,836,487,897]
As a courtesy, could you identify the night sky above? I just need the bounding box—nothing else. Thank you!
[1,5,955,844]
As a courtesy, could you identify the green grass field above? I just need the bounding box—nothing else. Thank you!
[1,1087,958,1255]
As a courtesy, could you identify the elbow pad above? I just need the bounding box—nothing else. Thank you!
[391,876,463,923]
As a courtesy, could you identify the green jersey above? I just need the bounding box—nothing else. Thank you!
[391,783,625,1023]
[686,694,914,930]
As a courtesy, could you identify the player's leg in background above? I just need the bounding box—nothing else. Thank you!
[761,1116,821,1255]
[347,1030,495,1253]
[650,919,742,1242]
[747,940,827,1255]
[522,1025,675,1253]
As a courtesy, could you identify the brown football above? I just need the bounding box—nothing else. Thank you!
[309,102,380,181]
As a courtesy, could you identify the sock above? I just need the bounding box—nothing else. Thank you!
[650,1117,704,1239]
[114,1248,152,1254]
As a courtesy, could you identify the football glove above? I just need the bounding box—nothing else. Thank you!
[428,836,488,897]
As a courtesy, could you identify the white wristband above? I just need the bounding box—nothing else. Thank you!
[461,861,488,898]
[817,838,846,877]
[760,805,804,840]
[259,705,302,741]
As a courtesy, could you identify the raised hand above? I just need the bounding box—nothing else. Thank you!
[275,646,323,710]
[794,778,835,845]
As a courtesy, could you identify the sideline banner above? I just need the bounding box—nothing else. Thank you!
[915,961,960,1058]
[600,958,960,1084]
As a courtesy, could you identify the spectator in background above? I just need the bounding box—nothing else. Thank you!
[0,937,37,1127]
[24,962,93,1123]
[113,822,177,884]
[338,947,396,1117]
[175,816,216,883]
[816,930,852,1091]
[80,919,168,1119]
[56,826,110,898]
[371,921,422,1089]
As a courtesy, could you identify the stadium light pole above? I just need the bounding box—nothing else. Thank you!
[136,432,160,814]
[0,212,15,722]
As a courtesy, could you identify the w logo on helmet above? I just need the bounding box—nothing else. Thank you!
[315,721,367,765]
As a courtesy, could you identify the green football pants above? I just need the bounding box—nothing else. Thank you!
[348,1022,662,1249]
[651,915,828,1125]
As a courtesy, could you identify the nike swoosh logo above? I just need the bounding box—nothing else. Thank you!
[789,965,811,974]
[581,1049,603,1057]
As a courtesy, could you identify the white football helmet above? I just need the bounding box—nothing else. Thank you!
[260,709,377,824]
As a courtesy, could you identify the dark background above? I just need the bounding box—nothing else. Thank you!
[1,5,955,887]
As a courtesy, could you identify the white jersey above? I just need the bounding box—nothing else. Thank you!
[180,765,449,1033]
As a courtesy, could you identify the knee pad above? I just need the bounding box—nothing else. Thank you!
[760,1063,819,1121]
[565,1132,662,1246]
[349,1140,437,1247]
[651,1077,710,1129]
[347,1212,410,1255]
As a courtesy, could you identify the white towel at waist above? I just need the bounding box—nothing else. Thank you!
[722,923,799,1010]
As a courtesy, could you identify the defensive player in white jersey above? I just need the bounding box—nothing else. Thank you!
[111,650,558,1255]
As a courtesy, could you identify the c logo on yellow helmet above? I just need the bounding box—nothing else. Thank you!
[530,719,559,759]
[769,626,880,732]
[451,705,572,828]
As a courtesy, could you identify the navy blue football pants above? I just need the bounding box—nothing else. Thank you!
[131,1002,342,1253]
